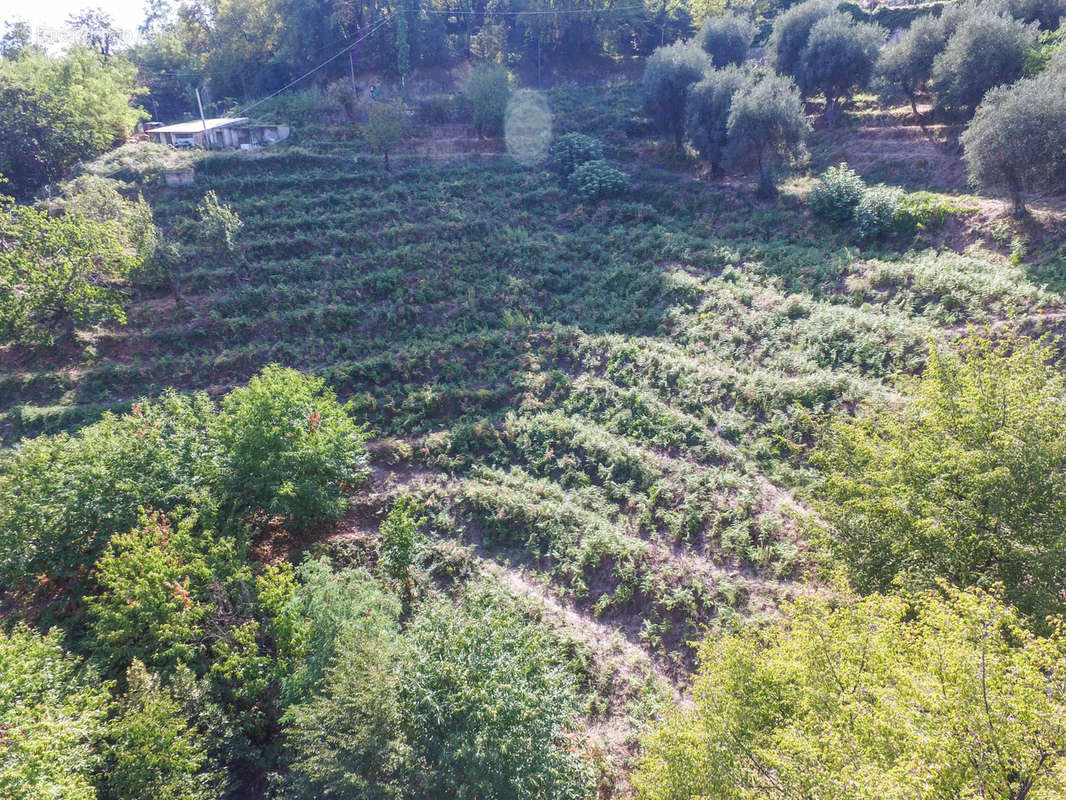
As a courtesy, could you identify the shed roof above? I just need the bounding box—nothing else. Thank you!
[148,117,249,135]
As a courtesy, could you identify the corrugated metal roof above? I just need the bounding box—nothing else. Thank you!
[148,117,250,135]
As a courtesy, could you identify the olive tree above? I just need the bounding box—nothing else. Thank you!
[687,65,747,176]
[467,62,511,136]
[696,12,757,67]
[876,13,950,120]
[798,13,886,120]
[767,0,835,89]
[962,70,1066,214]
[725,70,810,197]
[931,10,1038,114]
[641,40,710,149]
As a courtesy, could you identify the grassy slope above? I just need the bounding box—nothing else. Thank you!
[4,81,1066,789]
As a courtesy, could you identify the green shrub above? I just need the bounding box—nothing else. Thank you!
[195,190,243,260]
[550,132,604,177]
[895,191,953,231]
[808,163,867,223]
[468,62,511,136]
[106,660,219,800]
[0,625,109,799]
[215,364,369,531]
[570,159,628,202]
[854,183,903,240]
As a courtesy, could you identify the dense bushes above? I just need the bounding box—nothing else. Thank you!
[0,366,368,588]
[641,41,709,149]
[550,132,604,177]
[635,587,1066,800]
[570,159,629,201]
[808,163,943,240]
[813,336,1066,624]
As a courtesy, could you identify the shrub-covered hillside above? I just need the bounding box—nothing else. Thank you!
[3,1,1066,795]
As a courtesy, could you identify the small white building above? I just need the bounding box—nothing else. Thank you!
[147,117,290,149]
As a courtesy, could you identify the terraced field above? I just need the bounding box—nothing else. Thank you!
[4,81,1065,780]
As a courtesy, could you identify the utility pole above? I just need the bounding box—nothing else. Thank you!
[196,87,209,148]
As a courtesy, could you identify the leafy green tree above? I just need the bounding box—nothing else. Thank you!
[86,513,212,676]
[931,9,1038,114]
[641,40,710,149]
[277,558,402,705]
[798,13,886,119]
[0,46,146,195]
[105,660,218,800]
[961,69,1066,214]
[282,562,407,800]
[363,101,407,171]
[0,194,141,344]
[634,586,1066,800]
[468,62,512,136]
[687,64,747,176]
[766,0,835,89]
[195,190,243,260]
[0,20,36,60]
[725,70,809,197]
[46,175,158,263]
[1005,0,1066,29]
[404,587,593,799]
[67,7,123,57]
[0,625,108,800]
[696,12,757,67]
[813,335,1066,623]
[876,12,950,120]
[215,364,370,531]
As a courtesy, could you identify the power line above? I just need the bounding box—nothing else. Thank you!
[420,3,649,14]
[228,14,395,119]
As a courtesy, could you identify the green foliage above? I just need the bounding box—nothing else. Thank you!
[378,497,421,588]
[105,660,218,800]
[634,586,1066,800]
[570,159,629,202]
[961,68,1066,213]
[696,12,757,67]
[195,190,243,260]
[0,46,147,197]
[0,625,108,800]
[854,183,904,240]
[468,62,512,137]
[278,558,401,705]
[86,513,212,675]
[282,564,406,800]
[686,65,747,175]
[767,0,836,86]
[45,174,159,264]
[808,162,866,223]
[641,41,710,149]
[798,13,886,112]
[215,364,369,531]
[725,70,809,197]
[363,101,407,170]
[1005,0,1066,28]
[404,587,593,800]
[550,132,604,178]
[813,336,1066,623]
[0,391,214,586]
[0,194,141,345]
[931,9,1038,113]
